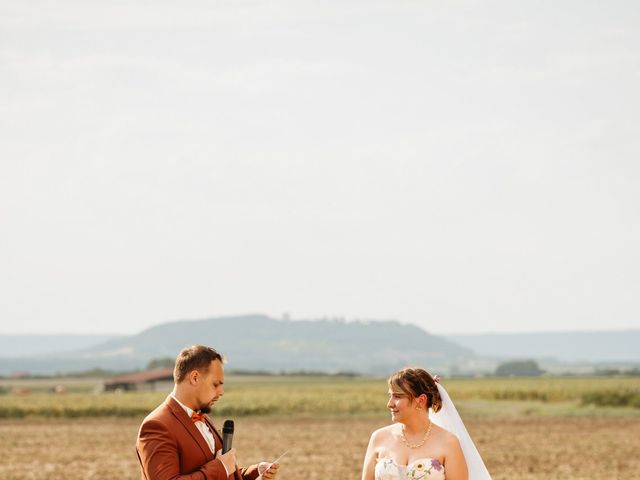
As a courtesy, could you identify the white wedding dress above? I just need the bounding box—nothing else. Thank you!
[375,457,446,480]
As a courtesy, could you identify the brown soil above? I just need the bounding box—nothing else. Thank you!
[1,416,638,479]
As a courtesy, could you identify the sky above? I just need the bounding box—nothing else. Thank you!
[1,0,639,335]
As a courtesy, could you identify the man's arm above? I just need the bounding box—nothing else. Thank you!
[137,418,229,480]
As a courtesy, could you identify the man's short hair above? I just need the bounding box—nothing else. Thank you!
[173,345,223,383]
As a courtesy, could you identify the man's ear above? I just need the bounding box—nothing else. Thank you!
[188,370,199,385]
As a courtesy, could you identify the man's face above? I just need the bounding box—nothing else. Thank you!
[194,359,225,413]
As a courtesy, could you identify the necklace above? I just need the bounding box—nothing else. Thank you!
[401,422,432,449]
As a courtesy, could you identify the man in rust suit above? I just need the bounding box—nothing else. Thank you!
[136,345,280,480]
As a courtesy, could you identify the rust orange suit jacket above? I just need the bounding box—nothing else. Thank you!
[136,396,260,480]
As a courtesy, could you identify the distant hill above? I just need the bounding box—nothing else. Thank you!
[0,315,474,375]
[0,334,124,358]
[445,330,640,362]
[4,319,636,376]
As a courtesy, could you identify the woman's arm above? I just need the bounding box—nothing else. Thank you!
[361,430,380,480]
[443,434,468,480]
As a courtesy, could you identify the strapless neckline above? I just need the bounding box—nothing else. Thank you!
[375,457,445,480]
[380,457,443,468]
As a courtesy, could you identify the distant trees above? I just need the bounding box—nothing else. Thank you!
[595,367,640,376]
[495,360,545,377]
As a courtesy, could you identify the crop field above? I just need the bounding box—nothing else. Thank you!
[1,375,639,418]
[0,376,639,479]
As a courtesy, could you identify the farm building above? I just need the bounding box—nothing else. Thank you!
[104,367,174,392]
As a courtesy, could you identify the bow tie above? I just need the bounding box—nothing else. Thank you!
[191,411,207,423]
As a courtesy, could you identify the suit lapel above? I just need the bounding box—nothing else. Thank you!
[165,396,215,461]
[205,417,223,450]
[206,417,242,480]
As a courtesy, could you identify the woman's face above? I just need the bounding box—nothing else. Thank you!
[387,387,414,422]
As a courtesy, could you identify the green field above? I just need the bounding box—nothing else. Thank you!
[0,375,638,418]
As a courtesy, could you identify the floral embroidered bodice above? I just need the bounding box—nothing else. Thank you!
[375,457,446,480]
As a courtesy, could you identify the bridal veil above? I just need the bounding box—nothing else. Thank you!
[430,382,492,480]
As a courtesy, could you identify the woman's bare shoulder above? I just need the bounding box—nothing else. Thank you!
[431,423,461,445]
[369,424,397,442]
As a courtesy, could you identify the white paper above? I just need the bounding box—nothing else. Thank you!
[257,450,289,479]
[267,449,289,469]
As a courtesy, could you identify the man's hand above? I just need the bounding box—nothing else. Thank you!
[216,448,237,475]
[258,461,279,479]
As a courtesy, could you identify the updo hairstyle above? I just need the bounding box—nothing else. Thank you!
[388,367,443,413]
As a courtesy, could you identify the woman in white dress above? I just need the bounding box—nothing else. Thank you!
[361,368,491,480]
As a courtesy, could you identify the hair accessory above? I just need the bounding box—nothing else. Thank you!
[433,374,441,383]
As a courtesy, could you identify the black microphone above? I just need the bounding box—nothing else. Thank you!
[222,419,234,454]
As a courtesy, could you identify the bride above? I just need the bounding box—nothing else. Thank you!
[361,368,491,480]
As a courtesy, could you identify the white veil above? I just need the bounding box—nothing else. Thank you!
[430,382,492,480]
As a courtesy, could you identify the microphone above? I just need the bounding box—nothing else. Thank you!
[222,419,234,454]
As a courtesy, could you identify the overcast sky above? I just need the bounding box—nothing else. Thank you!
[1,0,639,335]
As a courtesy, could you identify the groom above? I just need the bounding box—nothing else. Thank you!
[136,345,279,480]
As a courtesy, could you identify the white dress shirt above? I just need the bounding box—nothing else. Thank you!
[170,394,231,477]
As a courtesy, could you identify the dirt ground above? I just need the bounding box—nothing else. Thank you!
[0,416,638,479]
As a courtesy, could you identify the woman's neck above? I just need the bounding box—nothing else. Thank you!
[401,414,430,435]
